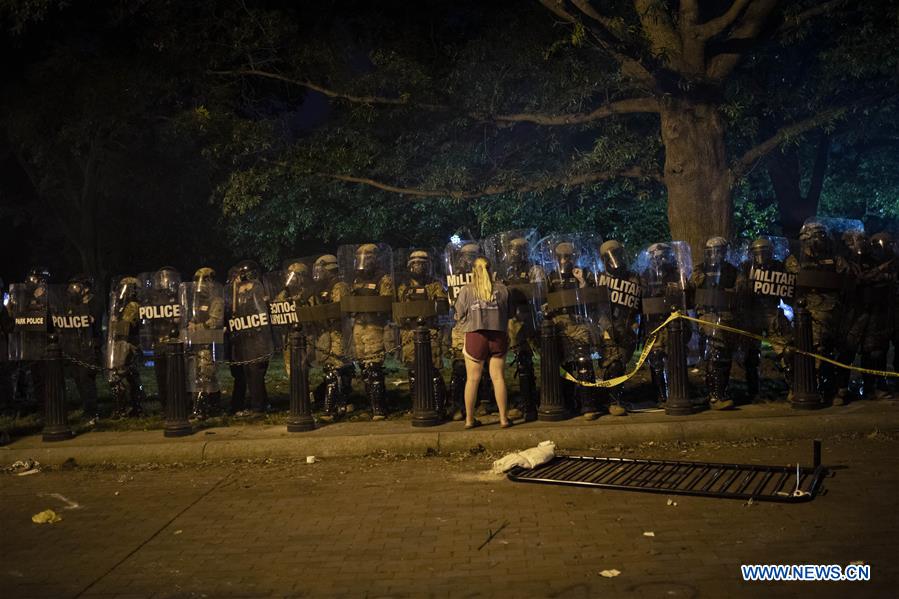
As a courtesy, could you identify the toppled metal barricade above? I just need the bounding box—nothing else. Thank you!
[507,440,826,503]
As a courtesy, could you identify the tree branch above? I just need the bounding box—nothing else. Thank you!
[317,167,659,200]
[696,0,754,39]
[633,0,682,66]
[494,97,660,125]
[778,0,849,35]
[735,101,874,177]
[538,0,656,86]
[706,0,779,80]
[212,68,658,125]
[805,133,830,205]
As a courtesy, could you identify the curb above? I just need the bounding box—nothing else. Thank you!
[3,408,897,466]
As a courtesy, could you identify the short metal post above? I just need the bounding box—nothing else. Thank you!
[791,300,822,410]
[42,335,74,442]
[665,312,692,416]
[538,317,569,421]
[412,319,441,427]
[164,339,192,437]
[287,327,315,432]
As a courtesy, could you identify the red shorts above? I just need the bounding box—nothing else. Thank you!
[464,330,509,362]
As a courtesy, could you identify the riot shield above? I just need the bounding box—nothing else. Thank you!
[443,239,484,304]
[741,236,795,314]
[138,269,182,353]
[0,281,9,362]
[792,217,854,295]
[105,276,144,371]
[263,260,312,351]
[225,276,275,363]
[48,283,100,364]
[8,281,50,361]
[393,248,449,366]
[338,243,395,364]
[484,229,545,334]
[180,281,225,393]
[635,241,693,324]
[300,253,351,369]
[537,233,611,355]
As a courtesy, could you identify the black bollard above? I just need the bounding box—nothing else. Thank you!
[42,334,74,442]
[412,318,441,427]
[538,317,569,421]
[164,339,192,437]
[791,299,822,409]
[287,327,315,432]
[665,312,692,416]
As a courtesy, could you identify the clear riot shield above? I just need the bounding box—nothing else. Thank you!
[443,239,483,304]
[8,282,50,361]
[594,239,643,355]
[0,281,9,362]
[105,276,144,371]
[138,269,182,353]
[263,260,311,352]
[180,281,225,393]
[392,248,449,365]
[537,233,609,358]
[48,283,100,364]
[793,217,854,296]
[484,229,545,343]
[635,241,693,324]
[338,243,395,363]
[299,253,351,369]
[225,277,275,363]
[742,235,795,313]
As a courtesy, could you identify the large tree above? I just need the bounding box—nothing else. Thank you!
[206,0,898,258]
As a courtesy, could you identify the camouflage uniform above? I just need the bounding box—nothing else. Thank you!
[187,267,225,419]
[309,254,353,420]
[107,277,145,417]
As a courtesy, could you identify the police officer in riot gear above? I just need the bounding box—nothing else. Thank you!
[186,267,225,419]
[395,250,449,417]
[346,243,394,421]
[596,240,640,416]
[106,276,145,417]
[845,232,896,400]
[736,236,793,401]
[785,220,853,401]
[310,254,353,421]
[13,267,52,404]
[145,267,181,410]
[640,242,691,406]
[228,260,272,415]
[59,274,101,420]
[274,260,311,377]
[691,237,736,410]
[545,240,600,419]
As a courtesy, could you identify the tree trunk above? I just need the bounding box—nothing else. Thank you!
[769,135,829,239]
[659,99,733,264]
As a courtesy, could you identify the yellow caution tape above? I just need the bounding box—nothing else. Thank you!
[560,311,899,387]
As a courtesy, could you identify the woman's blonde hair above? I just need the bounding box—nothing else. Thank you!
[471,256,493,302]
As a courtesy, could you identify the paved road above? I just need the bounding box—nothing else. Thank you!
[2,435,896,598]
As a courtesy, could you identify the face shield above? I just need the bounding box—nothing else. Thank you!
[355,245,378,272]
[800,225,827,257]
[285,265,308,293]
[842,231,868,258]
[870,235,894,262]
[154,269,178,292]
[507,239,528,265]
[408,257,429,277]
[458,244,480,271]
[554,242,576,276]
[313,256,338,283]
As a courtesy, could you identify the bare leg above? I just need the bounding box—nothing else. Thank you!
[463,355,484,426]
[489,355,509,425]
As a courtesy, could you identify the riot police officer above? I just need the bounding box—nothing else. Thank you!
[309,254,353,421]
[227,260,273,415]
[10,268,52,404]
[184,267,225,419]
[489,233,543,422]
[690,237,737,410]
[736,236,794,401]
[143,267,182,410]
[342,243,394,421]
[106,276,145,417]
[394,250,449,417]
[785,220,854,400]
[543,238,602,419]
[595,240,640,416]
[54,275,101,421]
[271,260,311,377]
[639,242,692,406]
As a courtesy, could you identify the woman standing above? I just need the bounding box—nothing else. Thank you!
[454,257,513,428]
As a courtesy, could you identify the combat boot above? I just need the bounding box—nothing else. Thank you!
[649,358,668,406]
[319,367,341,422]
[365,363,388,421]
[708,362,734,410]
[432,373,447,420]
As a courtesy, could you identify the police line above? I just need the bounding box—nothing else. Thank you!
[561,311,899,388]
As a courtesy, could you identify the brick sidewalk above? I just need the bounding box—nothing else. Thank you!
[1,436,896,597]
